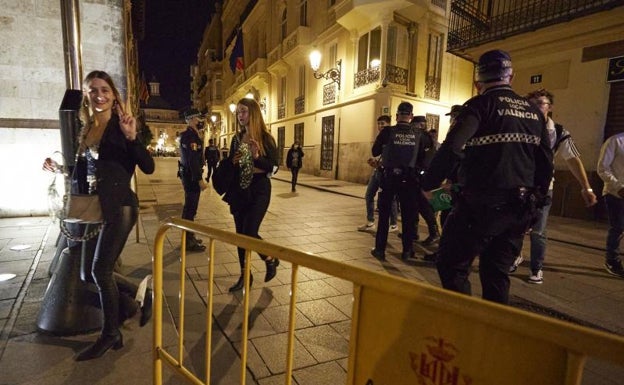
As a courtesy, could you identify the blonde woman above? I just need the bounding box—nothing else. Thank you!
[222,98,279,292]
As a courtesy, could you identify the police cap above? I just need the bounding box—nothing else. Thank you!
[476,49,513,83]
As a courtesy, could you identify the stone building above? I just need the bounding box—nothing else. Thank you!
[141,78,186,155]
[0,0,142,217]
[192,0,624,220]
[191,0,475,184]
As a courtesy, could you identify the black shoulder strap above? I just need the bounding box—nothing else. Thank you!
[553,123,570,152]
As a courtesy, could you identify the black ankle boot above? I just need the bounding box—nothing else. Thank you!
[75,332,123,361]
[228,273,253,292]
[264,258,280,282]
[140,289,152,327]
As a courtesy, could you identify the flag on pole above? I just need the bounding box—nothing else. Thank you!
[139,73,149,104]
[229,30,244,74]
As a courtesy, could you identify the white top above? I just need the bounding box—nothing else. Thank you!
[547,117,580,190]
[598,132,624,198]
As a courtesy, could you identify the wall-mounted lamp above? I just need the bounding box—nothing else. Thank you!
[309,50,341,90]
[259,96,267,115]
[229,102,237,114]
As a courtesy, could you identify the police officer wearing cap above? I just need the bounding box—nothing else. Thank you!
[179,108,206,252]
[421,49,553,304]
[371,101,426,261]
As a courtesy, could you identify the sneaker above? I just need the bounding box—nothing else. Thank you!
[509,255,524,273]
[370,248,386,261]
[358,222,375,232]
[389,224,398,232]
[604,260,624,277]
[528,270,543,284]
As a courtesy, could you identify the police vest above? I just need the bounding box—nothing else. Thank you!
[381,124,421,170]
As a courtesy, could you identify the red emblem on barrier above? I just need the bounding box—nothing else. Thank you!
[409,337,473,385]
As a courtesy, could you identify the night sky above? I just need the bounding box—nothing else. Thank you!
[138,0,214,111]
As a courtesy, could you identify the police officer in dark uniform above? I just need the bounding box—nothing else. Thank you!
[371,102,426,261]
[421,50,553,304]
[178,108,206,252]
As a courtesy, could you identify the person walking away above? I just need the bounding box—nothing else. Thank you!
[422,49,553,304]
[286,141,304,192]
[509,88,597,283]
[371,102,426,261]
[204,138,220,182]
[222,98,280,292]
[411,115,440,246]
[49,70,156,361]
[597,132,624,278]
[178,108,206,252]
[358,115,398,232]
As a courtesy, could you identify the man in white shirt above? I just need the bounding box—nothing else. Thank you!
[597,131,624,278]
[509,89,597,283]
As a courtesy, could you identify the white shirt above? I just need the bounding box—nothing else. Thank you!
[597,132,624,197]
[547,117,580,190]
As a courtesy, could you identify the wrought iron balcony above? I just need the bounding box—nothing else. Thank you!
[448,0,624,53]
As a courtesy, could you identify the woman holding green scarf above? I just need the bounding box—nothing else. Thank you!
[223,98,279,292]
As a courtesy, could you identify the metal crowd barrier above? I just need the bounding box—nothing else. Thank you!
[152,217,624,385]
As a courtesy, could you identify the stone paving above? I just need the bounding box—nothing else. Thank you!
[0,157,623,384]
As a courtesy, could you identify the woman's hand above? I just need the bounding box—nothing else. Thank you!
[232,151,242,165]
[249,139,260,160]
[116,102,137,141]
[42,157,60,173]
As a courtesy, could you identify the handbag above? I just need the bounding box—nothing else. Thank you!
[63,193,102,223]
[212,159,236,196]
[53,152,103,241]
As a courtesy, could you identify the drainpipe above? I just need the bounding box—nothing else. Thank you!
[59,0,84,168]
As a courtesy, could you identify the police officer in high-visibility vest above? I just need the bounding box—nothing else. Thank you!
[178,108,206,252]
[371,102,426,261]
[421,50,553,304]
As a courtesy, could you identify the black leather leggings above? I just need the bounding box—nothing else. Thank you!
[91,205,138,336]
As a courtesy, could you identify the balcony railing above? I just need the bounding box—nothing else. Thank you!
[424,76,441,100]
[386,64,408,86]
[354,67,380,88]
[448,0,624,52]
[278,103,286,119]
[294,95,305,115]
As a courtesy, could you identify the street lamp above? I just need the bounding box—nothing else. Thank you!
[210,115,217,138]
[229,102,237,133]
[309,50,342,90]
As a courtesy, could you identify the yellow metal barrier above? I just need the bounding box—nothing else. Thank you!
[153,217,624,385]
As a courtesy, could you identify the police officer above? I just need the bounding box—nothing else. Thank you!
[421,49,553,304]
[371,102,426,261]
[179,108,206,252]
[411,115,440,246]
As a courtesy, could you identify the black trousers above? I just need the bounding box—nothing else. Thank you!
[232,175,271,270]
[415,190,439,236]
[181,176,201,240]
[436,196,528,304]
[290,167,300,191]
[375,174,419,253]
[91,205,138,336]
[206,161,217,180]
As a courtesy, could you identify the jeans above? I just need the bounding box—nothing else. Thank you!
[528,189,553,272]
[605,194,624,263]
[365,169,397,225]
[290,167,300,191]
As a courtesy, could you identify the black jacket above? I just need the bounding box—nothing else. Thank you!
[286,147,304,169]
[179,126,204,181]
[74,114,154,223]
[422,85,553,195]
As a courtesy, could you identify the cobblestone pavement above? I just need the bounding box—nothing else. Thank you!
[0,157,623,384]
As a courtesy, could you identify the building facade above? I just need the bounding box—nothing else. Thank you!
[192,0,475,184]
[446,0,624,219]
[141,78,186,155]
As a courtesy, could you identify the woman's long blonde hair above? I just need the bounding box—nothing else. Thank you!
[237,98,271,156]
[78,70,124,152]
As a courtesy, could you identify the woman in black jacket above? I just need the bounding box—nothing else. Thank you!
[286,141,304,192]
[65,70,155,361]
[223,98,279,292]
